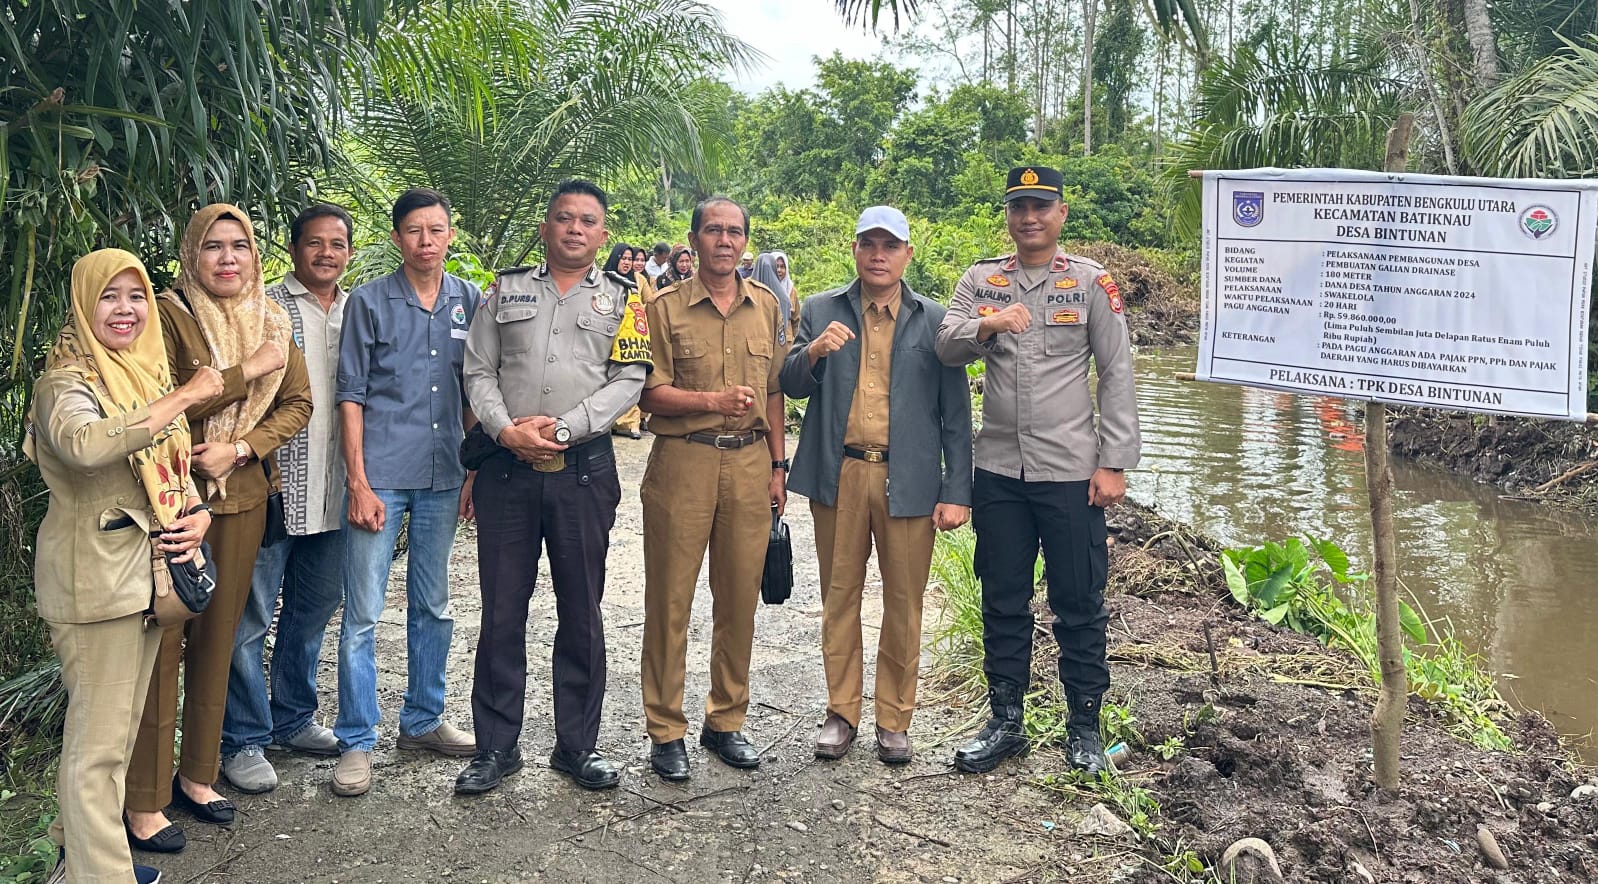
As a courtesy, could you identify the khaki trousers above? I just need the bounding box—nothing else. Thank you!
[613,405,643,433]
[640,435,770,742]
[810,457,935,733]
[48,612,162,884]
[128,505,264,810]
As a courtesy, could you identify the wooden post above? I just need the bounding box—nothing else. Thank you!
[1369,113,1414,792]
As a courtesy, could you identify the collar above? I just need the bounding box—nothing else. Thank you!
[684,274,754,308]
[531,263,601,287]
[281,272,345,305]
[858,285,903,319]
[1000,251,1071,272]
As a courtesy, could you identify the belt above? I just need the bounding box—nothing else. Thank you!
[844,446,888,463]
[684,429,766,450]
[507,433,613,485]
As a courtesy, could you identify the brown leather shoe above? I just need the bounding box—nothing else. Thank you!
[875,726,913,765]
[814,714,857,760]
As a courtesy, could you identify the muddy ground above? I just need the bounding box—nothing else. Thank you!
[1071,242,1199,349]
[1387,408,1598,512]
[140,440,1598,883]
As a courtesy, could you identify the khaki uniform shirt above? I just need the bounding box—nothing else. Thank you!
[935,249,1140,482]
[159,292,314,514]
[644,276,785,437]
[465,265,650,444]
[842,290,898,450]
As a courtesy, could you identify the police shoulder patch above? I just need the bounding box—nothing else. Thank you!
[609,289,654,367]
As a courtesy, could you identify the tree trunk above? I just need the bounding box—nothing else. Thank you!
[1369,113,1414,794]
[1082,0,1097,155]
[1461,0,1498,88]
[1407,0,1459,173]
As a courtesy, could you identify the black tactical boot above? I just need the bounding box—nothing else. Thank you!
[953,681,1029,773]
[1066,694,1109,777]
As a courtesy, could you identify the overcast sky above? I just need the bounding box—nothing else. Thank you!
[707,1,890,94]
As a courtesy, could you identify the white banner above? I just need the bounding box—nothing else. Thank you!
[1197,168,1598,420]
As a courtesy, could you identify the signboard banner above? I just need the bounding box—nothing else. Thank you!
[1197,168,1598,420]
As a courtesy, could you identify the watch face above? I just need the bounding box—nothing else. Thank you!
[555,427,571,443]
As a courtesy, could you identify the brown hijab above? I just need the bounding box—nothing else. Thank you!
[171,203,292,499]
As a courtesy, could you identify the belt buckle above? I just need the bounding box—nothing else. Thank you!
[863,450,885,464]
[714,434,741,450]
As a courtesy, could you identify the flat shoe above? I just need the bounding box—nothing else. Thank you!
[549,749,620,790]
[169,774,234,825]
[125,813,186,854]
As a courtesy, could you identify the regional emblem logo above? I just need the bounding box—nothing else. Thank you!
[1232,192,1264,228]
[451,303,467,325]
[1519,205,1558,240]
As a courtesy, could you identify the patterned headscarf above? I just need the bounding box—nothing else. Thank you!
[170,204,293,500]
[27,249,194,527]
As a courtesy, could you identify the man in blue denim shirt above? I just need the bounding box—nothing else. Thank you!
[332,187,479,797]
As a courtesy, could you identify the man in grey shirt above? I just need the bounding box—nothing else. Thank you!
[936,166,1140,777]
[332,187,479,797]
[222,203,354,793]
[455,179,649,795]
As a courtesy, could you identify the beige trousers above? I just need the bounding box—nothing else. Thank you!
[640,436,770,742]
[48,611,162,884]
[809,457,935,732]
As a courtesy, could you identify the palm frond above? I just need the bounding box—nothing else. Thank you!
[1462,36,1598,179]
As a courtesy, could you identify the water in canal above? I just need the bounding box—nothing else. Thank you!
[1129,346,1598,759]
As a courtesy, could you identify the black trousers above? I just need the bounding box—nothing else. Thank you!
[971,468,1109,700]
[471,438,621,754]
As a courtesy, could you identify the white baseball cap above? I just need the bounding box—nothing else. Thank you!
[855,206,910,243]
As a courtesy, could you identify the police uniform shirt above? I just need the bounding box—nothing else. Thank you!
[464,264,650,445]
[936,249,1140,482]
[643,275,785,437]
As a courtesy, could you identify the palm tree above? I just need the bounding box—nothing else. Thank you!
[341,0,759,269]
[1461,37,1598,179]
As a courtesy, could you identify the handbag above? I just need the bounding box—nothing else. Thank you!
[147,534,217,627]
[261,458,288,548]
[761,504,793,605]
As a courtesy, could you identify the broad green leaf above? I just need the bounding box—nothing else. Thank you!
[1255,564,1296,608]
[1222,554,1249,606]
[1399,601,1428,644]
[1262,603,1291,625]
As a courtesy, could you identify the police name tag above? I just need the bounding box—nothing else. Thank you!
[1046,308,1082,326]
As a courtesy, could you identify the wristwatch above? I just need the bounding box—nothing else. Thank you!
[553,419,572,444]
[1106,467,1124,474]
[232,441,250,468]
[772,459,790,472]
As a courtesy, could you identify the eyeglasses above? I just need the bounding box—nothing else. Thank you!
[697,225,746,240]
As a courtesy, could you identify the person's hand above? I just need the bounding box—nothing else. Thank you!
[806,321,856,362]
[459,472,476,522]
[180,365,224,404]
[348,484,386,532]
[502,416,567,464]
[978,303,1031,337]
[189,441,240,481]
[933,503,970,531]
[242,340,287,381]
[1088,468,1126,508]
[709,385,758,418]
[769,468,787,515]
[158,506,212,561]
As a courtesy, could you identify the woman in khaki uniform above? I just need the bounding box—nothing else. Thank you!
[27,249,220,883]
[125,206,312,850]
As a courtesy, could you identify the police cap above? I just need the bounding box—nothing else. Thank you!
[1004,166,1064,203]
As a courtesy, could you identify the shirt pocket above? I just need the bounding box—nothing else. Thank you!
[496,305,541,356]
[671,335,710,389]
[744,337,772,393]
[575,311,620,363]
[1043,324,1088,357]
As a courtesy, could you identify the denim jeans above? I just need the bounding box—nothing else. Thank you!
[335,487,460,752]
[222,529,347,756]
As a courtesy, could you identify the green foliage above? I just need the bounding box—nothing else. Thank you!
[1462,36,1598,179]
[1222,537,1511,750]
[1093,0,1147,140]
[930,527,986,697]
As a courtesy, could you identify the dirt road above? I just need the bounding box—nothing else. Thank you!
[146,438,1079,883]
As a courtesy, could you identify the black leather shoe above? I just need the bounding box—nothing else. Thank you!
[550,749,620,790]
[650,739,691,781]
[699,724,761,769]
[169,775,234,825]
[1067,726,1109,777]
[455,748,524,795]
[125,813,186,853]
[953,682,1029,774]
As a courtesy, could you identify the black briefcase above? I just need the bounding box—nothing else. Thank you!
[761,505,793,605]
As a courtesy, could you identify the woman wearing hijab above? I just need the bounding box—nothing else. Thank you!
[772,251,797,301]
[751,252,797,342]
[124,206,313,853]
[27,249,223,883]
[657,247,695,288]
[602,243,648,438]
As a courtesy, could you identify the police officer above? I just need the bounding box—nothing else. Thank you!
[638,196,787,781]
[935,167,1141,776]
[457,179,651,793]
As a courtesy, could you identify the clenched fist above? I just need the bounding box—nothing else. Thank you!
[710,385,758,417]
[978,303,1031,338]
[807,321,856,364]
